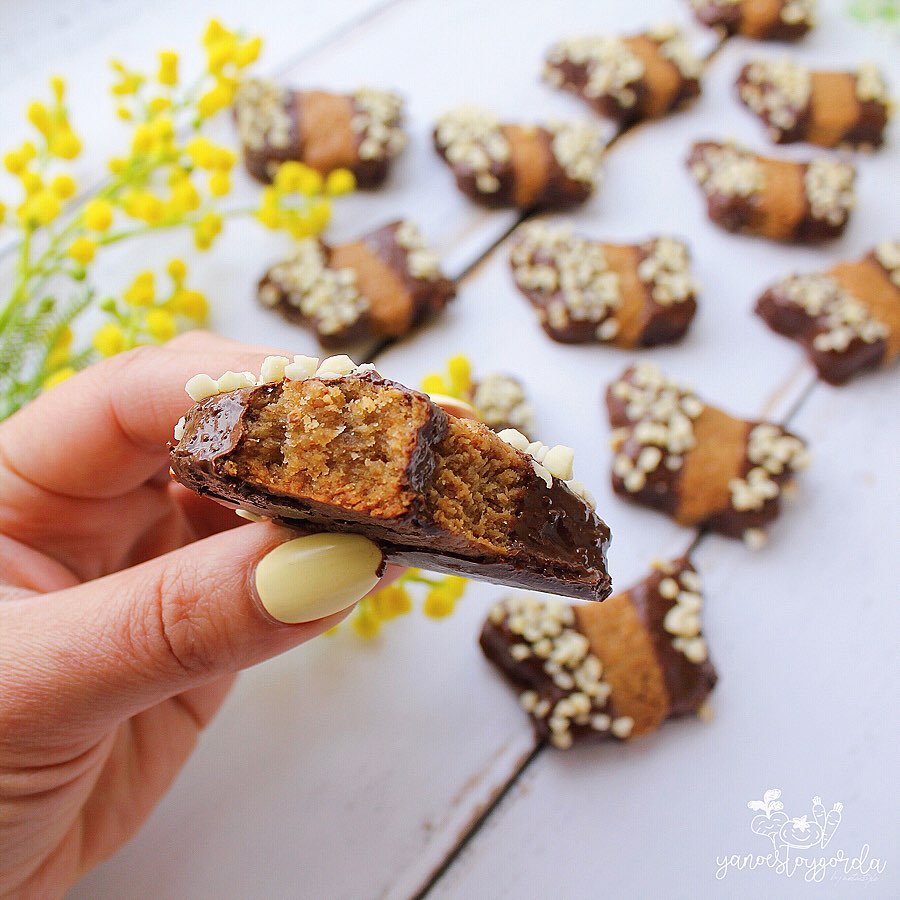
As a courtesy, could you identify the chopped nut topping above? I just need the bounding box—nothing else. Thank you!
[264,239,370,336]
[855,63,889,104]
[434,106,510,192]
[874,240,900,288]
[729,424,808,512]
[394,220,442,281]
[472,373,535,436]
[780,0,816,26]
[511,222,621,334]
[234,78,293,151]
[690,142,765,199]
[648,23,703,80]
[546,120,604,185]
[803,158,855,227]
[495,595,625,748]
[775,273,888,352]
[351,87,406,161]
[545,35,645,108]
[637,237,698,306]
[609,364,704,486]
[739,58,811,133]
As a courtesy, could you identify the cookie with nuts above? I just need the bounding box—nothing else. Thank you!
[756,241,900,385]
[170,356,612,601]
[542,23,703,127]
[687,140,855,242]
[689,0,815,41]
[480,557,717,749]
[233,78,406,186]
[510,222,698,347]
[736,59,890,148]
[433,106,603,210]
[606,364,809,546]
[257,220,455,347]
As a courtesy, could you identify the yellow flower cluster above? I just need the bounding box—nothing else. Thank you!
[4,77,82,229]
[257,161,356,237]
[0,19,355,421]
[421,354,473,400]
[348,571,468,639]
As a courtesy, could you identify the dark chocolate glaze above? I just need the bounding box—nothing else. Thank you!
[239,89,397,188]
[755,282,887,386]
[547,42,700,127]
[692,1,810,41]
[170,372,612,601]
[432,126,593,212]
[687,142,850,243]
[628,557,718,715]
[478,557,717,746]
[257,221,455,346]
[736,65,810,145]
[604,366,803,539]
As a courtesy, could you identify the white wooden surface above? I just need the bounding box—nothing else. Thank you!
[2,1,896,898]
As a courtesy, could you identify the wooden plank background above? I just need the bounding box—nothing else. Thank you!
[1,0,895,897]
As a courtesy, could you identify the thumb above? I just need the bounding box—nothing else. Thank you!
[0,525,382,749]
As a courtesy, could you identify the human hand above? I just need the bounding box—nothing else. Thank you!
[0,333,386,898]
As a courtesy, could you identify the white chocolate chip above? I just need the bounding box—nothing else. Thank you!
[284,355,320,381]
[185,373,218,402]
[543,444,575,480]
[260,355,290,384]
[316,355,356,377]
[216,370,256,393]
[611,716,634,739]
[497,428,531,452]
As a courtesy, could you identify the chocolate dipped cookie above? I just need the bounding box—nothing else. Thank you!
[687,140,855,242]
[756,240,900,384]
[257,220,455,347]
[510,222,698,346]
[433,106,603,210]
[234,79,406,186]
[689,0,815,41]
[606,364,809,546]
[736,59,890,148]
[543,23,703,126]
[480,556,717,749]
[170,356,612,601]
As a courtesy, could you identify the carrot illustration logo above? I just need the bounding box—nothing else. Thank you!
[715,788,887,883]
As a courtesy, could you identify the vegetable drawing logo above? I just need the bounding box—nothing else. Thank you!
[748,789,842,851]
[715,788,887,883]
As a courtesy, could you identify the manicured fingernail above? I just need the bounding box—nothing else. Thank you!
[255,533,382,623]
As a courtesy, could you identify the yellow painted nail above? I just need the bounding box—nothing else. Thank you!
[255,533,382,624]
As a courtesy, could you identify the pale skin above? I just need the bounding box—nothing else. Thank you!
[0,332,391,898]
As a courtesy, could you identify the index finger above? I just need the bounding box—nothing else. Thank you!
[0,331,292,499]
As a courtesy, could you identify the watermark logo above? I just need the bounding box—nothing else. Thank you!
[715,789,887,884]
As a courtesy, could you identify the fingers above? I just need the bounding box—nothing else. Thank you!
[0,524,383,754]
[0,331,292,500]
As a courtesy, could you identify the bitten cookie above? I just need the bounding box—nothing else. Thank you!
[756,241,900,384]
[606,364,809,546]
[233,78,406,186]
[433,106,603,210]
[689,0,815,41]
[687,140,855,242]
[480,556,717,749]
[543,23,703,127]
[257,220,455,347]
[510,222,698,347]
[736,59,890,148]
[170,356,611,601]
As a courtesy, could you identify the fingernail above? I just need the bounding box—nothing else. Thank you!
[255,533,382,624]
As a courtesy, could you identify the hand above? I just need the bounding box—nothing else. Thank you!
[0,333,386,898]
